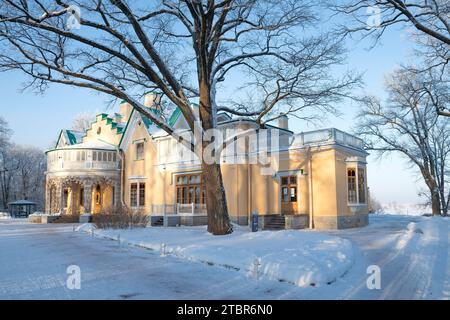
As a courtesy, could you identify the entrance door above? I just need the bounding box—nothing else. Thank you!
[281,176,298,215]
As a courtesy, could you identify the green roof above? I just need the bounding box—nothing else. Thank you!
[168,107,182,127]
[66,130,78,145]
[141,116,153,128]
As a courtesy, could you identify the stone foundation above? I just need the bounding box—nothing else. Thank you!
[179,215,207,226]
[41,215,61,223]
[163,215,180,227]
[230,215,248,226]
[284,214,309,229]
[314,214,368,229]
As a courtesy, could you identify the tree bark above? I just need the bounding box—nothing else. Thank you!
[202,161,232,235]
[198,76,232,235]
[431,189,441,216]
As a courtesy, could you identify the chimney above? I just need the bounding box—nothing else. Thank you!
[278,114,289,130]
[119,101,133,123]
[144,92,161,108]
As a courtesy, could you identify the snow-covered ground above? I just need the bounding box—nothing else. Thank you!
[0,212,10,220]
[77,224,353,287]
[0,214,448,299]
[380,203,431,216]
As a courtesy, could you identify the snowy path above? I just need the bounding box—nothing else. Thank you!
[321,215,450,299]
[0,220,303,299]
[0,215,448,299]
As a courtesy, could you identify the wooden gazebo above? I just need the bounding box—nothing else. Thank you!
[8,200,36,218]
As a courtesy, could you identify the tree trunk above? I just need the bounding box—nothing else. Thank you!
[431,189,441,216]
[202,160,233,235]
[197,72,232,235]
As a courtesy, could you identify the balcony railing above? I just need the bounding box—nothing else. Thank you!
[293,128,364,150]
[47,149,119,172]
[151,203,207,216]
[47,159,119,172]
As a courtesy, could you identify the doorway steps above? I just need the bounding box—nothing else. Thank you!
[263,215,286,230]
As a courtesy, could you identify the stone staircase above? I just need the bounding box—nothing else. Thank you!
[263,215,286,230]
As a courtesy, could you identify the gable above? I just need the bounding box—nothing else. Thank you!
[54,129,84,148]
[119,109,152,152]
[82,113,124,146]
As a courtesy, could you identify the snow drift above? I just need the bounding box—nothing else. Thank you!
[77,224,353,287]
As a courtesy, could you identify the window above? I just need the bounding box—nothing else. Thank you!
[347,169,357,203]
[108,152,112,162]
[93,151,97,161]
[102,152,107,162]
[176,174,205,204]
[81,151,86,161]
[113,153,117,162]
[348,167,366,204]
[358,169,366,203]
[281,176,297,203]
[136,142,144,160]
[130,183,137,207]
[139,183,145,207]
[97,127,101,135]
[130,183,145,207]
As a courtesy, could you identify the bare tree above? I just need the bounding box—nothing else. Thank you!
[71,112,95,132]
[331,0,450,45]
[0,117,13,210]
[0,0,360,234]
[356,67,450,215]
[8,145,47,209]
[0,116,11,149]
[330,0,450,116]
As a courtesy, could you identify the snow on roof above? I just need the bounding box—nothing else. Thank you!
[55,139,117,151]
[63,130,84,145]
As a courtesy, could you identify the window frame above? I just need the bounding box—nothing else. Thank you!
[139,183,145,207]
[175,173,205,204]
[347,168,357,204]
[280,175,298,204]
[136,142,145,160]
[130,182,145,208]
[347,166,367,205]
[130,183,138,207]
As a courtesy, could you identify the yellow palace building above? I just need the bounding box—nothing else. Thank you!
[45,93,369,230]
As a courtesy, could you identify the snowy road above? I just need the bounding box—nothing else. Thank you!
[0,215,448,299]
[322,215,450,299]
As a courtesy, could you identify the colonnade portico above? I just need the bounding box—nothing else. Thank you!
[45,176,120,215]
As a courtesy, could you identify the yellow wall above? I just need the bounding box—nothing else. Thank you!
[83,114,122,146]
[121,119,368,228]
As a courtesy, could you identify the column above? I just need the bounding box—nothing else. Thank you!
[83,183,92,214]
[57,181,64,214]
[45,180,50,213]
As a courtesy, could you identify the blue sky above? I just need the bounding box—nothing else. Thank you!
[0,21,425,205]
